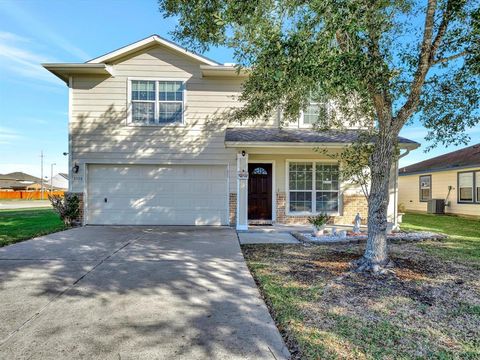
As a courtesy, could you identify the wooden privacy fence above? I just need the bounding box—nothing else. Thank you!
[0,190,64,200]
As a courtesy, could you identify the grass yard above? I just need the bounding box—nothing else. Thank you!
[0,208,66,247]
[243,213,480,359]
[401,212,480,266]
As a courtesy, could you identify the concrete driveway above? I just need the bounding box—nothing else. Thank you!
[0,226,289,359]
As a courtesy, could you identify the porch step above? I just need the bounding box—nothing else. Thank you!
[248,220,274,226]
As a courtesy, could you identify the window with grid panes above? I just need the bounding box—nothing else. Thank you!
[130,80,185,124]
[288,162,339,213]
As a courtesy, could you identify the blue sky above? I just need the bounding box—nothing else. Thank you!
[0,0,478,178]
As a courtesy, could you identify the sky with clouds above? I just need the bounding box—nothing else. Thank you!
[0,0,478,178]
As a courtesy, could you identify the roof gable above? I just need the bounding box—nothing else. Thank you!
[86,35,219,66]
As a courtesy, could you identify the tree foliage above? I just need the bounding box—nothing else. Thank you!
[159,0,480,271]
[160,0,479,142]
[320,137,375,201]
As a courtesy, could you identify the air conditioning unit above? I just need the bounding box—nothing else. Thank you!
[427,199,445,214]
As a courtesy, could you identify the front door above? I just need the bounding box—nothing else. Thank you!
[248,163,272,220]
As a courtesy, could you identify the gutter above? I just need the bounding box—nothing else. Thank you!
[225,141,419,150]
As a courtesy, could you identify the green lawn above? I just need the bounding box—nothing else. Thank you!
[0,208,66,247]
[243,213,480,359]
[401,212,480,266]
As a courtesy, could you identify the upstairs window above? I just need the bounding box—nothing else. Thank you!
[300,101,328,127]
[419,175,431,202]
[130,80,185,125]
[131,80,156,123]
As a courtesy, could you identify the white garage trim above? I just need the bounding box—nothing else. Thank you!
[85,163,229,225]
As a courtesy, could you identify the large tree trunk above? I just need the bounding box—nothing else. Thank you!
[354,132,396,273]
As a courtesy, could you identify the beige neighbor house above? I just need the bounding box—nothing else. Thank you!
[43,35,418,230]
[398,143,480,218]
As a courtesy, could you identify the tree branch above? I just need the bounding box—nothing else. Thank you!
[393,0,437,129]
[433,50,468,64]
[430,0,457,62]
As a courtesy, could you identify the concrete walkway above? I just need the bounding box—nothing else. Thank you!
[0,226,289,359]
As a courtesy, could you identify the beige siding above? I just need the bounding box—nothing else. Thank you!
[70,45,252,193]
[398,168,480,217]
[70,42,393,206]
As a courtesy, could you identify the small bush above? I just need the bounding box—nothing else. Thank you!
[48,193,80,226]
[308,213,330,228]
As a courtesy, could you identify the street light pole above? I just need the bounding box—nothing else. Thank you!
[50,163,56,192]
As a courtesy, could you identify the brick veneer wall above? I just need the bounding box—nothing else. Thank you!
[229,193,237,226]
[334,195,368,225]
[275,192,368,225]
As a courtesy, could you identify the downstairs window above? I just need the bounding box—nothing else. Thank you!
[288,162,339,213]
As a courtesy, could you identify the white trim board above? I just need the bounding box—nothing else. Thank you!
[87,35,219,66]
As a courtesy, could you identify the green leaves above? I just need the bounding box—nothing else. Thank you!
[159,0,480,145]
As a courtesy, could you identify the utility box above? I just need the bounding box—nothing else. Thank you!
[427,199,445,214]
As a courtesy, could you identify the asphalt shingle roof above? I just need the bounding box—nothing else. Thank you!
[225,127,418,145]
[399,143,480,175]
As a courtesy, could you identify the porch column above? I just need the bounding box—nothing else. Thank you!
[236,151,248,231]
[387,159,399,232]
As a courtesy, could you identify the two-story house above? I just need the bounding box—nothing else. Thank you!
[43,35,418,230]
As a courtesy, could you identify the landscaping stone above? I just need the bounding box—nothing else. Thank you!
[292,231,447,244]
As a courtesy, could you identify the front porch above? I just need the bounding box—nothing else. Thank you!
[224,127,419,232]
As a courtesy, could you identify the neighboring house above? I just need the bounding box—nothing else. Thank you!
[50,173,69,190]
[398,143,480,218]
[43,35,418,229]
[0,172,43,191]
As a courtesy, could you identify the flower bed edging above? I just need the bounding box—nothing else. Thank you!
[291,231,447,245]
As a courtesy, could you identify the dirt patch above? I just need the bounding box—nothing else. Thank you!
[243,243,480,359]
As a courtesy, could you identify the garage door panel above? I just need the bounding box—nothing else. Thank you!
[87,164,228,225]
[87,209,224,226]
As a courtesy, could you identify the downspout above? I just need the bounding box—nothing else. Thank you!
[394,149,411,229]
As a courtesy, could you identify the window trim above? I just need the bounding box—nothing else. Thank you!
[299,101,329,128]
[457,170,480,204]
[285,159,341,216]
[127,77,187,126]
[419,174,432,202]
[477,171,480,204]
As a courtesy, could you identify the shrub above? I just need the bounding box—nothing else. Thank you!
[48,193,80,226]
[308,213,330,229]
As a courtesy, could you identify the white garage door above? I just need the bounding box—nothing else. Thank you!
[86,164,228,225]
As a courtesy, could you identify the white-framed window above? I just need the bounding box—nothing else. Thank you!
[457,171,479,203]
[300,101,328,127]
[476,172,480,204]
[419,175,431,202]
[288,161,340,213]
[129,79,185,125]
